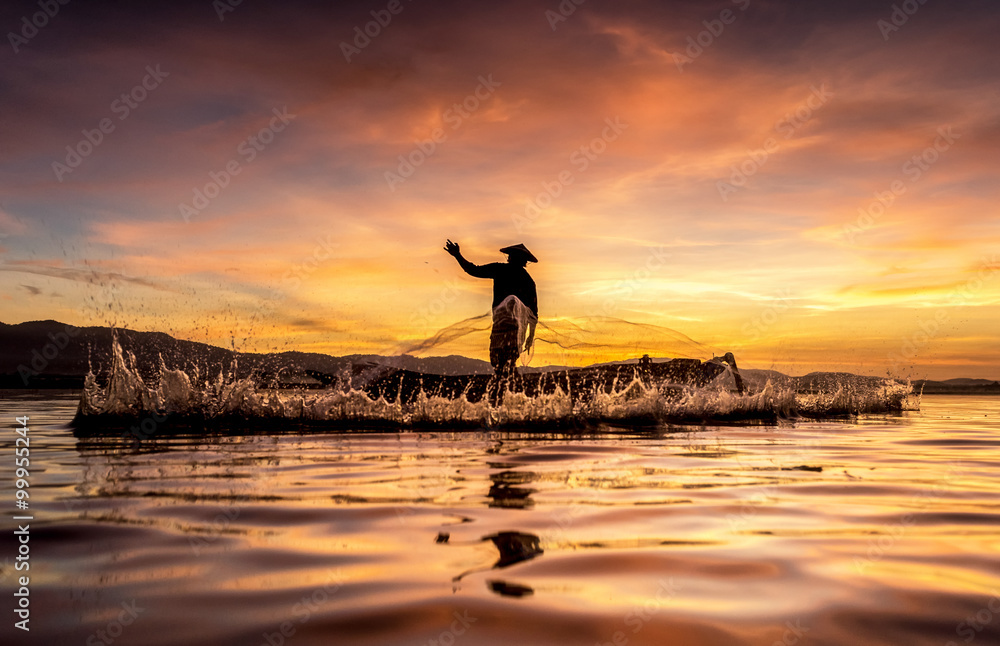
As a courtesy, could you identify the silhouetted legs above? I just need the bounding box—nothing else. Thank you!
[487,313,524,403]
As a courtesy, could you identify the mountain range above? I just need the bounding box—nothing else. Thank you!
[1,320,996,394]
[0,319,493,388]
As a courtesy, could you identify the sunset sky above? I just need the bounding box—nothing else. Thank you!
[1,0,998,379]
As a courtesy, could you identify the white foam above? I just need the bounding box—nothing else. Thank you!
[77,336,916,425]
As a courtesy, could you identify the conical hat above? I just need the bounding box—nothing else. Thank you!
[499,243,538,263]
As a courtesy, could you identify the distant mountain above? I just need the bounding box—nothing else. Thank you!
[913,379,1000,395]
[0,320,492,388]
[0,320,237,387]
[940,378,998,386]
[2,320,995,393]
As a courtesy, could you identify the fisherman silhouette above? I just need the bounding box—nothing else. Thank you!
[444,240,538,381]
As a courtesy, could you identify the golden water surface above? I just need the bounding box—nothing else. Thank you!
[1,393,999,645]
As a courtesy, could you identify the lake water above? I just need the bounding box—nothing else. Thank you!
[2,392,999,645]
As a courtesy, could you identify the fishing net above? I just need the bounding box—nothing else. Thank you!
[395,309,720,368]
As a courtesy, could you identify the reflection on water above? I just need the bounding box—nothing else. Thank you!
[448,530,543,597]
[1,392,999,645]
[487,470,537,509]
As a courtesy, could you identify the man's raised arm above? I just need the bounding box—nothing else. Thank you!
[444,239,495,278]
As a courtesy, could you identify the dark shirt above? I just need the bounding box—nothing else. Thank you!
[457,259,538,316]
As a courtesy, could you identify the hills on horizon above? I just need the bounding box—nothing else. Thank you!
[1,320,997,395]
[0,319,495,388]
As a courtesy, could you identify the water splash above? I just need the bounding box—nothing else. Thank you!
[74,336,916,431]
